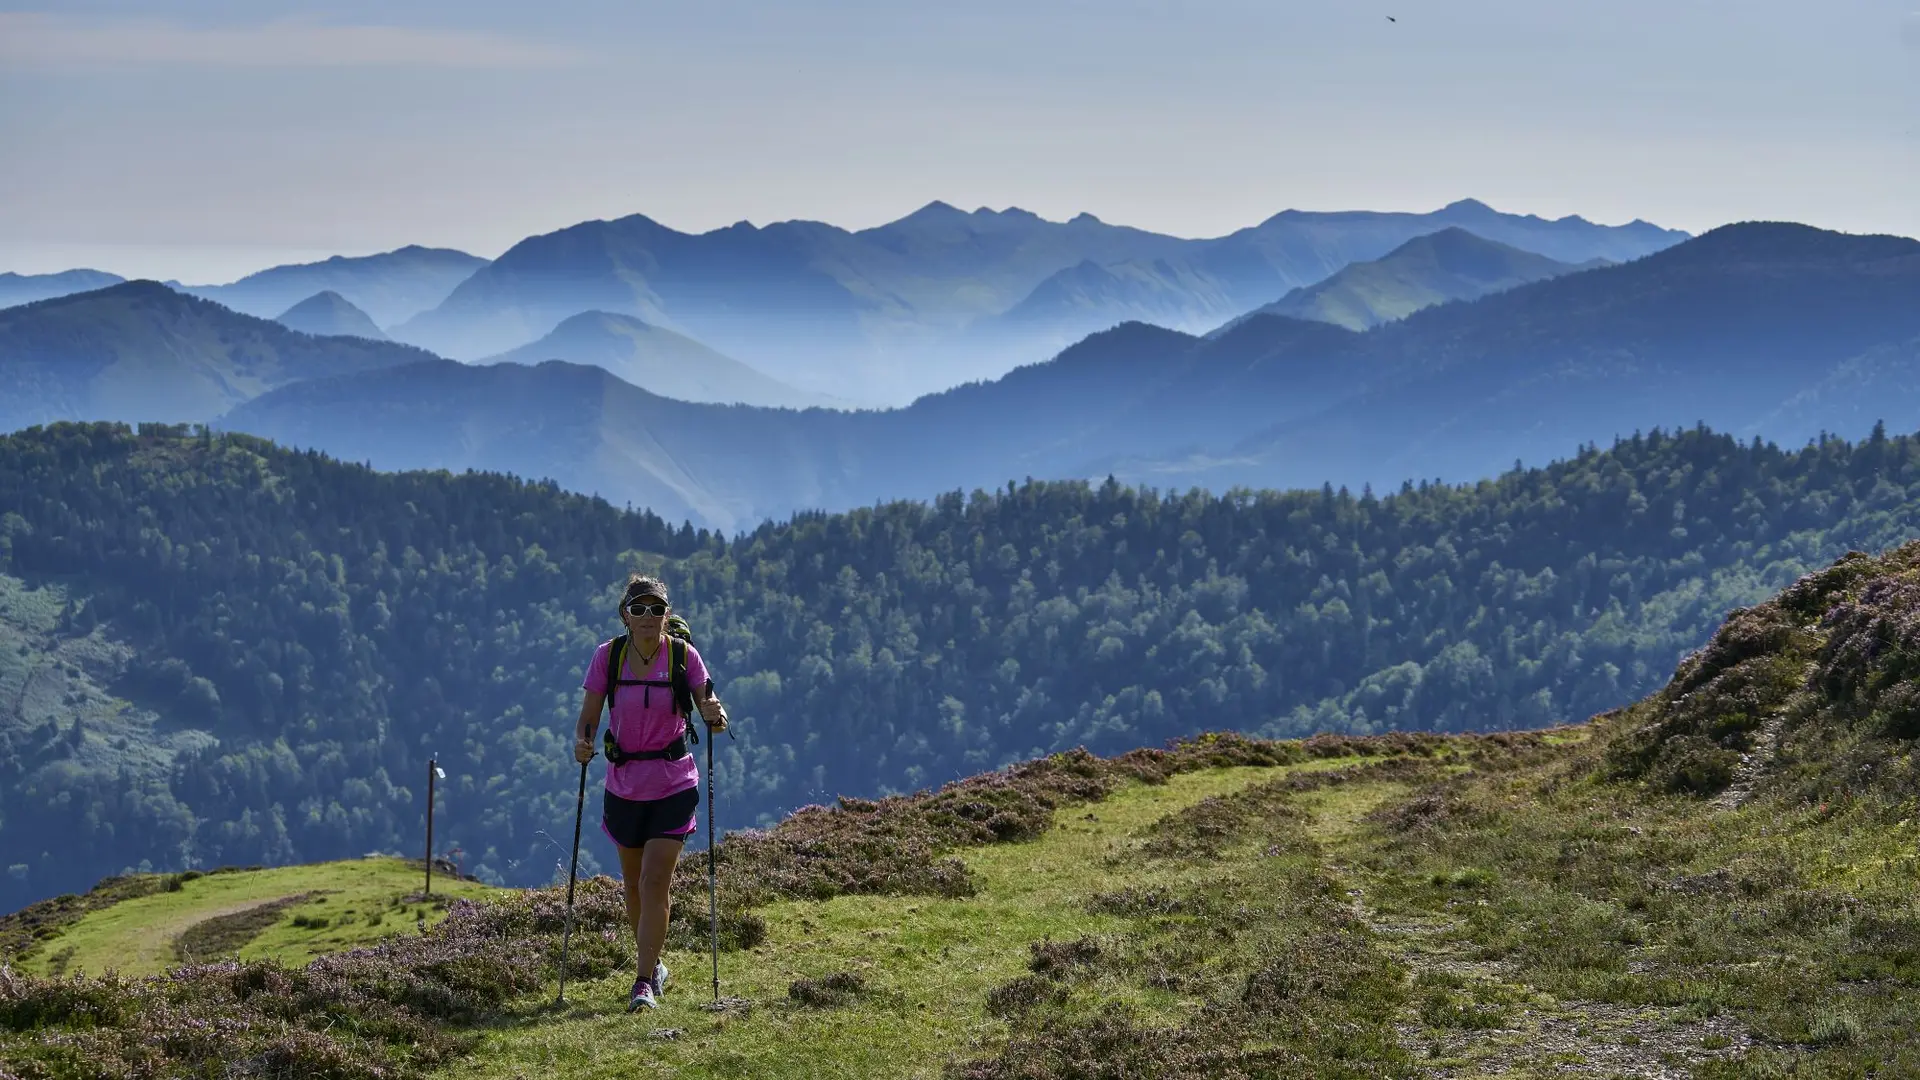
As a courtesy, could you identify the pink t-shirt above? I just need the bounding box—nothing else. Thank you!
[582,636,709,804]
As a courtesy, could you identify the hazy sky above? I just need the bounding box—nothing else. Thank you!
[4,0,1917,282]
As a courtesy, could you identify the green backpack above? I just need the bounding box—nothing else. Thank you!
[601,614,704,764]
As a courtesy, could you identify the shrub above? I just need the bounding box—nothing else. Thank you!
[1085,887,1187,918]
[947,1005,1298,1080]
[985,975,1064,1019]
[1670,606,1802,699]
[788,971,866,1007]
[1646,736,1744,795]
[1027,936,1101,979]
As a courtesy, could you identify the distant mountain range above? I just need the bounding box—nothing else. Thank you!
[1219,227,1602,333]
[213,222,1920,532]
[276,291,388,341]
[0,283,438,433]
[0,270,125,311]
[4,199,1684,409]
[221,323,1243,530]
[27,208,1914,540]
[479,311,834,409]
[174,246,489,328]
[386,198,1688,404]
[0,281,834,439]
[1122,223,1920,494]
[989,256,1243,347]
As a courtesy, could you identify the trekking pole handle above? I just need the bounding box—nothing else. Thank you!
[703,683,735,741]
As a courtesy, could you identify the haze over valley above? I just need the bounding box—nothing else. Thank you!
[5,209,1913,533]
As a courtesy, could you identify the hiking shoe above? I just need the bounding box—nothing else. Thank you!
[654,962,670,996]
[627,975,658,1012]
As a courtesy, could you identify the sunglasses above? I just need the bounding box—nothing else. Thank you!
[624,601,669,617]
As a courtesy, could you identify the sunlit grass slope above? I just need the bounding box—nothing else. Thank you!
[454,708,1919,1080]
[453,760,1348,1080]
[8,857,498,979]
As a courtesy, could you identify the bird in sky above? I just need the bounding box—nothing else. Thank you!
[1387,15,1397,21]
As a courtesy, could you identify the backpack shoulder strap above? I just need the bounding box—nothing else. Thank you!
[605,634,629,712]
[669,636,692,720]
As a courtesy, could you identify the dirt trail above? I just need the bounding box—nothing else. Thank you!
[173,892,319,964]
[1315,787,1755,1078]
[67,894,310,976]
[1711,713,1787,812]
[1359,893,1752,1078]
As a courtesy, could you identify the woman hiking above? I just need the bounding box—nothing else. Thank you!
[574,574,728,1012]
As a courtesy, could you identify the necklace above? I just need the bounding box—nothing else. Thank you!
[628,638,661,677]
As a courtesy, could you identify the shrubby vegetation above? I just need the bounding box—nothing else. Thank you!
[1606,539,1920,801]
[2,420,1919,911]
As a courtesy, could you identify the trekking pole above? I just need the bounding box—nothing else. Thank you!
[707,713,720,1003]
[557,758,588,1005]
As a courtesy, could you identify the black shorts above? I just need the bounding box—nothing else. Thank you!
[602,786,699,849]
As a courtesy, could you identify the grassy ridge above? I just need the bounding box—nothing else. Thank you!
[6,858,499,979]
[4,717,1917,1077]
[0,733,1446,1078]
[454,757,1399,1079]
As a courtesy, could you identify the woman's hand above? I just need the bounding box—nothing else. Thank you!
[574,736,594,764]
[698,696,729,732]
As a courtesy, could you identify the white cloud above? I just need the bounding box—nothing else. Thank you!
[0,12,589,70]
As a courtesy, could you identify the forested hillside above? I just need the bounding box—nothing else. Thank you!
[2,421,1917,913]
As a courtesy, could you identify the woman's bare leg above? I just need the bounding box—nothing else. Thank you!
[616,841,647,968]
[617,837,683,980]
